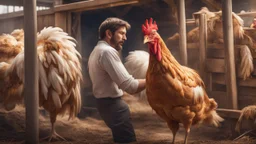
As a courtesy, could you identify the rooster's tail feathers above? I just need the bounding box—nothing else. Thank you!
[37,27,81,59]
[204,110,224,127]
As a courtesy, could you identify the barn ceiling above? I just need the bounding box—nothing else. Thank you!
[0,0,54,7]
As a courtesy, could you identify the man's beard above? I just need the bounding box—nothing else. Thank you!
[110,37,123,51]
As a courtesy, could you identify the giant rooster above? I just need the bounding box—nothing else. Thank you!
[126,18,224,144]
[0,27,82,141]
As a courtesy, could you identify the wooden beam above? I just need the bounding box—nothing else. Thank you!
[0,0,139,20]
[24,0,39,143]
[75,1,139,13]
[178,0,187,66]
[201,0,221,11]
[0,9,54,20]
[217,108,241,119]
[222,0,238,109]
[0,0,53,7]
[237,11,256,17]
[187,43,199,49]
[54,0,139,12]
[198,13,207,82]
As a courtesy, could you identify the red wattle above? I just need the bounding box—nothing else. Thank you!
[153,42,157,54]
[156,42,162,61]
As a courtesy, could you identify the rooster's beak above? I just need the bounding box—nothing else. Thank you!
[143,35,149,44]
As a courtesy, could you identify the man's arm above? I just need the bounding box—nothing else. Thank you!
[135,79,146,93]
[100,49,144,94]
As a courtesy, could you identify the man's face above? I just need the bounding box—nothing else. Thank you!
[110,26,127,51]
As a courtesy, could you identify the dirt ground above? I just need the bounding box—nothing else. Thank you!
[0,95,255,144]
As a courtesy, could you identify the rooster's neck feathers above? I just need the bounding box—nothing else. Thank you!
[148,36,183,79]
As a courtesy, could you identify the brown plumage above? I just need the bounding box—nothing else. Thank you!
[193,7,216,26]
[250,18,256,29]
[235,105,256,133]
[0,27,82,141]
[10,29,24,43]
[0,34,23,63]
[168,10,245,44]
[142,18,223,144]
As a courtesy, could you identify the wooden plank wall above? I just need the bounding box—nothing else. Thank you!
[0,17,24,34]
[37,14,55,31]
[0,14,55,34]
[203,44,256,110]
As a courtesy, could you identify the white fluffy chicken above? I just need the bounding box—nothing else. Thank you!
[124,50,149,102]
[0,27,82,141]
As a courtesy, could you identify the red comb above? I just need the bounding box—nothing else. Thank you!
[142,18,158,35]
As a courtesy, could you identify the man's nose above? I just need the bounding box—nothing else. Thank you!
[123,35,127,40]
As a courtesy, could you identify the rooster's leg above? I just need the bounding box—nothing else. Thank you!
[184,128,190,144]
[183,120,192,144]
[48,120,67,141]
[168,121,179,144]
[40,113,67,141]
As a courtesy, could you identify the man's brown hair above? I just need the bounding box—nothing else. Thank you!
[98,17,131,39]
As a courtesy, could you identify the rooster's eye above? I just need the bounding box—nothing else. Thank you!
[150,32,155,37]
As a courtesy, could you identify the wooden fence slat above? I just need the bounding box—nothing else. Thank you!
[212,73,256,87]
[216,108,241,119]
[238,86,256,96]
[207,48,225,58]
[209,91,227,108]
[206,59,225,73]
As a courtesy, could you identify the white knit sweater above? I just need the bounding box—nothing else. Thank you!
[88,40,139,98]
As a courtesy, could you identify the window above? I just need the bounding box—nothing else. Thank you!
[0,5,50,15]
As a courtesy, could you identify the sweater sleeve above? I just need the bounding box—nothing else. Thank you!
[100,49,139,94]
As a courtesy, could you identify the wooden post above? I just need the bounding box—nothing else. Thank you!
[222,0,238,109]
[199,13,207,82]
[24,0,39,143]
[178,0,187,66]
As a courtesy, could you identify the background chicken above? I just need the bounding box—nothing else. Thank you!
[167,9,254,80]
[10,29,24,44]
[235,105,256,133]
[234,105,256,141]
[0,33,23,64]
[193,7,216,27]
[250,17,256,28]
[0,27,82,141]
[126,18,224,144]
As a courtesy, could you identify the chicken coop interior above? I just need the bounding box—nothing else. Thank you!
[1,0,256,144]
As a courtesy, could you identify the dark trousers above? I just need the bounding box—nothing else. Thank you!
[96,97,136,143]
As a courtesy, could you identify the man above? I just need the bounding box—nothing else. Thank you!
[88,17,146,143]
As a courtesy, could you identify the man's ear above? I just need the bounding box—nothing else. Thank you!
[106,30,112,39]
